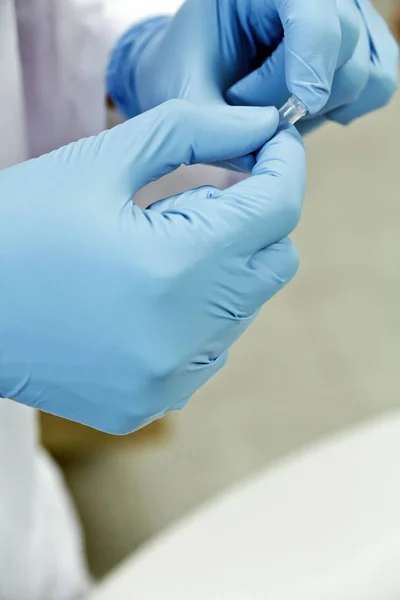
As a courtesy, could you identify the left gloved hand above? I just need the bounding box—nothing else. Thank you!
[108,0,398,139]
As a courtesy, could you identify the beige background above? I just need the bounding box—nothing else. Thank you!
[63,0,400,578]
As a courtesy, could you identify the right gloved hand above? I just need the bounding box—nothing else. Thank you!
[0,101,305,434]
[108,0,398,141]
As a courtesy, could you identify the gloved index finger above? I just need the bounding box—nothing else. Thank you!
[275,0,341,114]
[202,127,306,256]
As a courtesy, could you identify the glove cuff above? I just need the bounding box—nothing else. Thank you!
[106,16,171,119]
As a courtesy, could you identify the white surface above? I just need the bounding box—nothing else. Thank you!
[90,414,400,600]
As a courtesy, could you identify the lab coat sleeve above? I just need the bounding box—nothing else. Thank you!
[65,0,186,134]
[17,0,184,158]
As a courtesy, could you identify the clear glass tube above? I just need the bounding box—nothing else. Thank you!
[278,96,308,128]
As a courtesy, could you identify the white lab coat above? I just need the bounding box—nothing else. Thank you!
[0,1,184,598]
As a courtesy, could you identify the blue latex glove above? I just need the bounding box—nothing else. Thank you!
[108,0,398,138]
[0,101,305,434]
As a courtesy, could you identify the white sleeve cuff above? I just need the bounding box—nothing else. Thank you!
[70,0,185,135]
[21,0,184,156]
[100,0,184,48]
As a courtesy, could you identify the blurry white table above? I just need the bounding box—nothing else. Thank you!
[90,413,400,600]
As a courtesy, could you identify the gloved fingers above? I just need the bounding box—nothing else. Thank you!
[130,354,229,420]
[147,196,294,324]
[243,238,300,314]
[178,240,298,359]
[146,129,305,261]
[170,351,229,412]
[235,0,341,112]
[329,64,398,125]
[194,127,306,256]
[99,100,279,198]
[328,1,399,125]
[275,0,341,113]
[304,19,371,119]
[147,186,220,214]
[357,0,399,66]
[215,238,299,321]
[227,42,288,109]
[335,0,364,68]
[227,0,361,112]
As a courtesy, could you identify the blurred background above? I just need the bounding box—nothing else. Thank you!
[40,0,400,581]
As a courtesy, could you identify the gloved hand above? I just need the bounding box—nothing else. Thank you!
[108,0,398,138]
[0,101,305,434]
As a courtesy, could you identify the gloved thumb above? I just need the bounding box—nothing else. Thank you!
[227,43,289,110]
[97,100,279,197]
